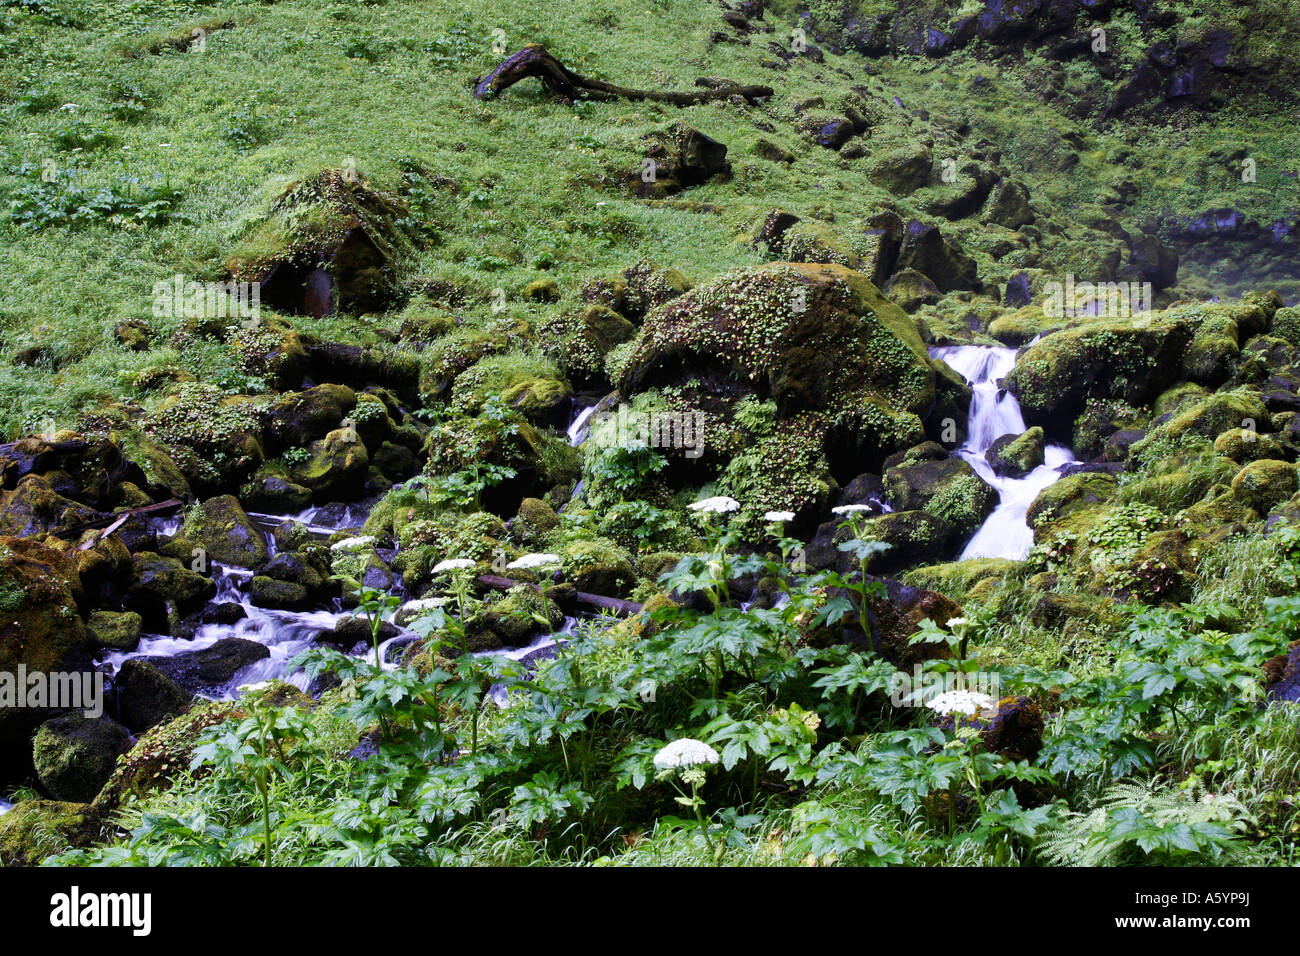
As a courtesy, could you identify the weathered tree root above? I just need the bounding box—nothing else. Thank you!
[473,43,773,105]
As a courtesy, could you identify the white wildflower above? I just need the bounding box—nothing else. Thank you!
[926,689,997,717]
[764,510,795,523]
[831,504,872,515]
[652,738,721,771]
[432,558,477,573]
[330,535,375,551]
[507,552,561,571]
[688,495,740,514]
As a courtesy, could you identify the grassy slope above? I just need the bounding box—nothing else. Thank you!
[1,0,1296,437]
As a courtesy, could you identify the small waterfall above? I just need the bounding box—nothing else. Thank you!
[930,345,1078,561]
[474,616,577,706]
[0,798,11,816]
[567,403,598,446]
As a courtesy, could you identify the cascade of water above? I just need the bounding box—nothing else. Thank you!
[0,798,11,816]
[567,403,599,446]
[930,345,1079,561]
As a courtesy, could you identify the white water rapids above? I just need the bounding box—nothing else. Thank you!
[929,345,1079,561]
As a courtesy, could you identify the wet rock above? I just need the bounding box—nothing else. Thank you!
[32,714,132,803]
[884,268,942,312]
[629,123,730,197]
[1003,272,1033,308]
[86,610,142,652]
[986,427,1045,478]
[144,637,270,695]
[263,383,357,452]
[129,552,217,621]
[249,575,311,610]
[183,494,269,569]
[111,659,194,733]
[807,509,954,574]
[893,221,981,294]
[883,456,997,538]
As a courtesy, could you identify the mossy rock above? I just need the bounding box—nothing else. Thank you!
[94,683,312,815]
[807,509,954,574]
[560,537,637,596]
[986,427,1044,478]
[1232,459,1298,514]
[1005,314,1197,436]
[1271,306,1300,347]
[184,494,269,569]
[511,496,559,545]
[86,610,142,651]
[902,558,1019,601]
[0,474,97,537]
[32,714,133,803]
[1027,472,1118,531]
[987,306,1068,346]
[620,262,935,471]
[883,456,997,537]
[0,537,90,743]
[470,587,563,647]
[113,429,192,501]
[1177,490,1260,538]
[0,800,102,866]
[523,278,560,302]
[1149,390,1268,444]
[263,383,357,452]
[882,267,941,312]
[130,551,217,611]
[1213,427,1291,464]
[290,427,369,502]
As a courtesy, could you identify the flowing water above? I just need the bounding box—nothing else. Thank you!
[929,345,1079,561]
[94,405,610,704]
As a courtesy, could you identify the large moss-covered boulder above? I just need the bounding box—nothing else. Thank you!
[225,169,415,316]
[32,713,132,803]
[1006,314,1197,437]
[883,457,997,537]
[1232,459,1298,514]
[618,262,935,477]
[143,637,270,695]
[560,537,637,596]
[129,551,217,615]
[0,474,96,537]
[291,427,370,502]
[1150,390,1269,444]
[0,537,91,744]
[263,383,357,452]
[184,494,269,569]
[1028,471,1118,534]
[0,800,101,865]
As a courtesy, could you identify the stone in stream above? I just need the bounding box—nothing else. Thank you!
[985,427,1045,479]
[882,456,997,538]
[142,637,270,695]
[242,474,314,512]
[315,615,401,651]
[86,610,143,652]
[183,494,269,569]
[31,713,133,803]
[112,659,194,732]
[291,427,370,502]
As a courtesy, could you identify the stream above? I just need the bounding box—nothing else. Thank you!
[929,345,1079,560]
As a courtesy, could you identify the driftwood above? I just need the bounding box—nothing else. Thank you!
[476,573,643,618]
[57,498,183,546]
[473,44,773,105]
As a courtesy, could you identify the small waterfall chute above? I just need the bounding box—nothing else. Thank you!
[930,345,1079,561]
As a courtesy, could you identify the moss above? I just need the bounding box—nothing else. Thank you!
[1231,459,1299,515]
[902,558,1019,601]
[1027,471,1117,531]
[560,537,638,595]
[0,800,102,866]
[183,494,269,568]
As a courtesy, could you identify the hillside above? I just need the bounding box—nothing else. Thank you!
[0,0,1299,869]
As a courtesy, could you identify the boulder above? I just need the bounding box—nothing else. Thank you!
[85,610,142,652]
[985,427,1045,478]
[883,456,997,537]
[184,494,269,569]
[112,659,193,732]
[143,638,270,695]
[1232,459,1298,514]
[32,713,132,802]
[0,800,101,865]
[291,427,370,502]
[0,474,97,538]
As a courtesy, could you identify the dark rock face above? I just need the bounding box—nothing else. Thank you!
[629,123,731,197]
[112,659,195,732]
[142,638,270,695]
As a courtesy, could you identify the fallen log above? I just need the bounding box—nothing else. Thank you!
[55,498,183,545]
[476,573,643,617]
[473,44,773,105]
